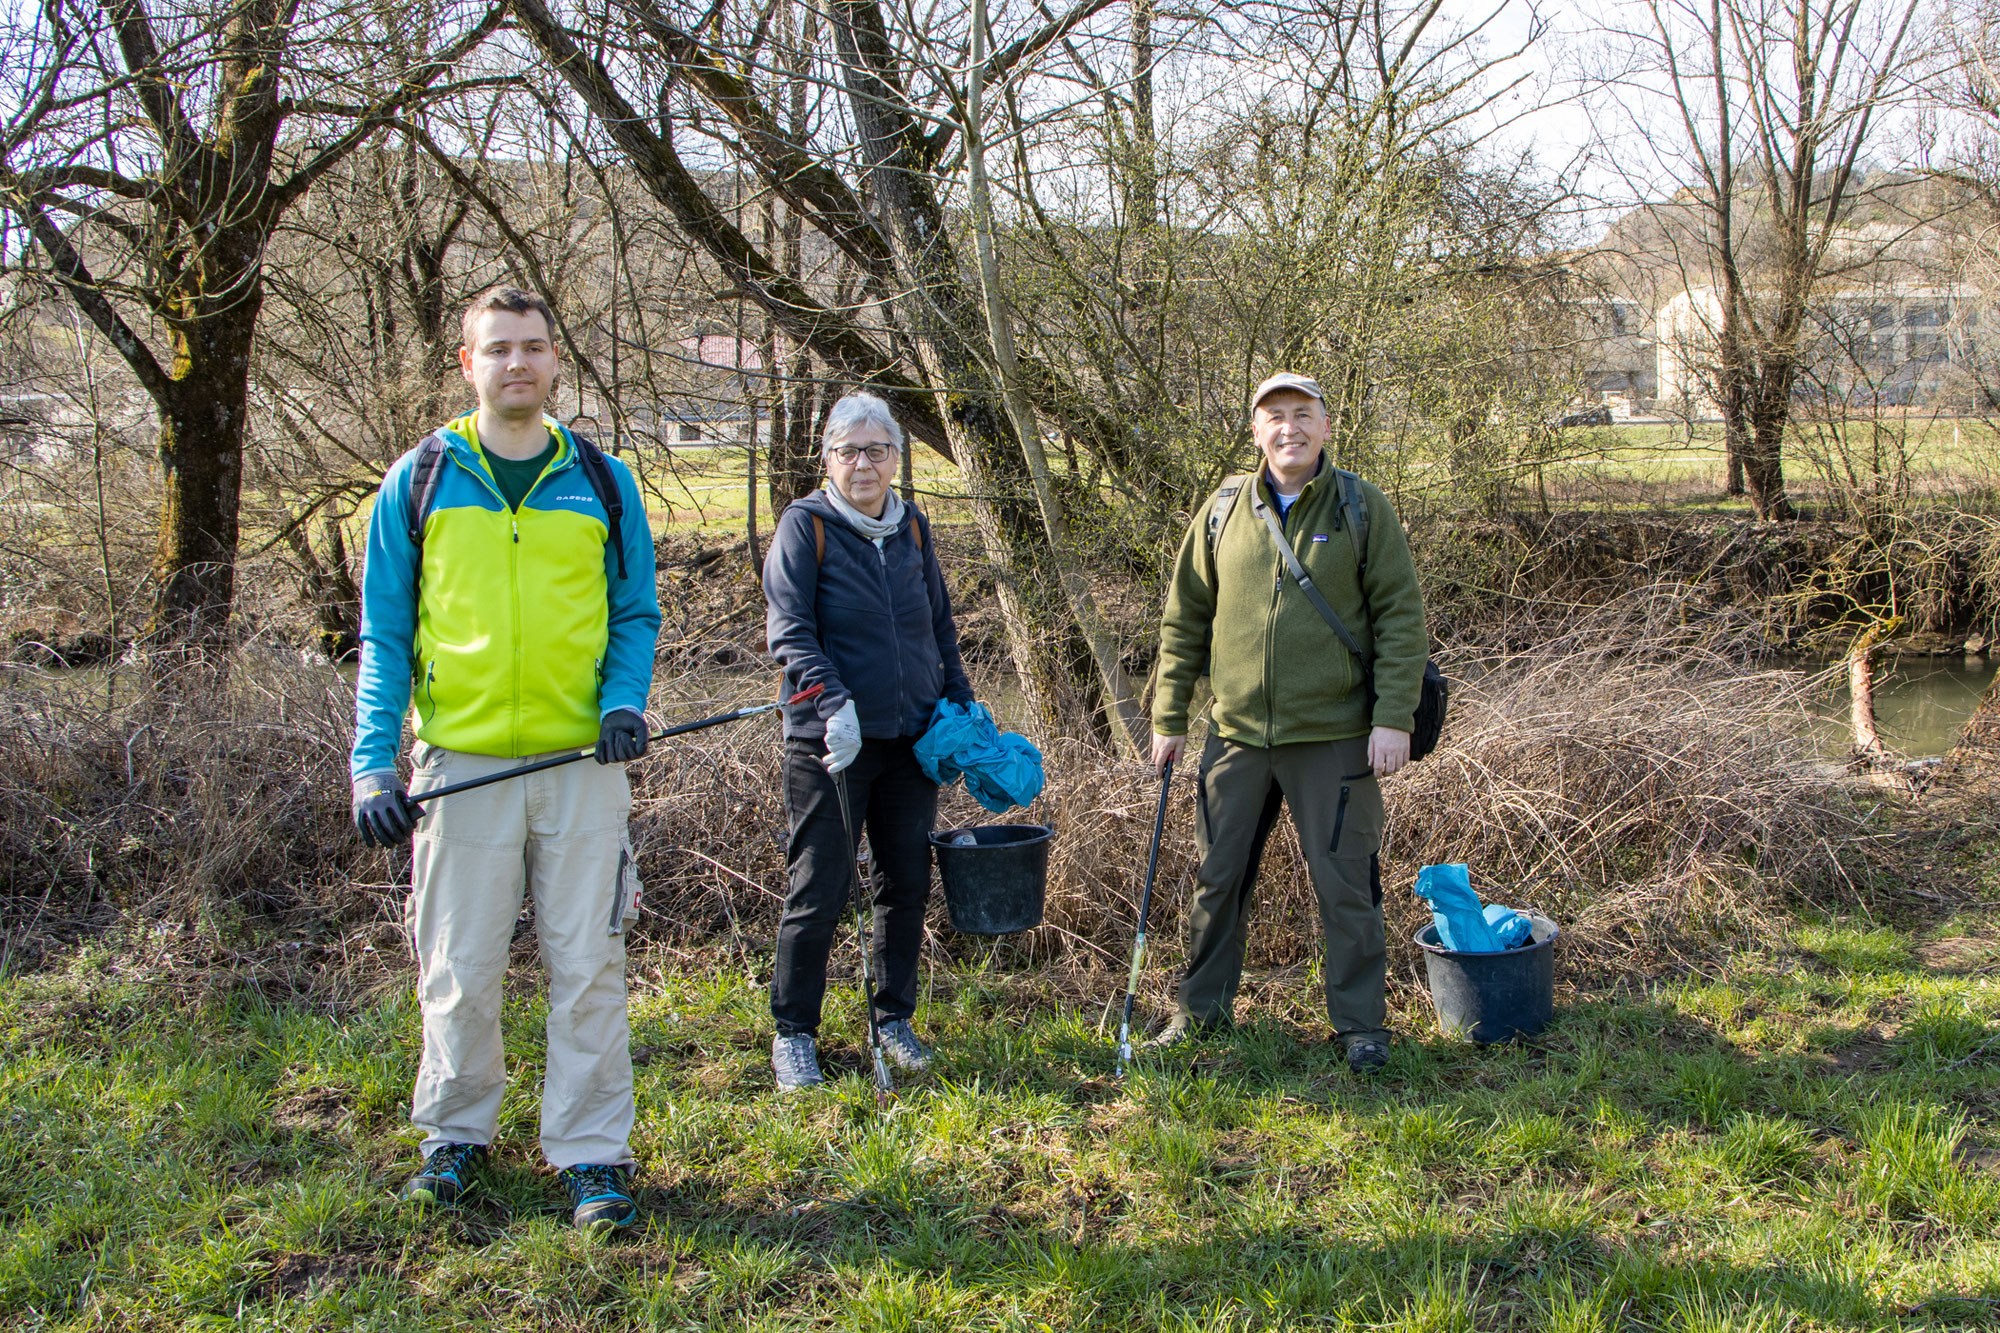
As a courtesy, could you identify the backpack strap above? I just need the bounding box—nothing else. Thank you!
[812,514,825,564]
[909,514,922,550]
[1333,467,1369,573]
[1206,474,1250,559]
[405,432,452,557]
[568,435,628,581]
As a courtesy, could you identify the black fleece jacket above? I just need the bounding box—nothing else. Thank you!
[762,490,974,741]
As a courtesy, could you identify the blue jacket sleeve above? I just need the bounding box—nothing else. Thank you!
[920,512,975,704]
[762,505,846,722]
[597,456,660,719]
[351,454,422,782]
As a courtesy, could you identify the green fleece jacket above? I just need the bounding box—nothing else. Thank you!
[1154,463,1428,747]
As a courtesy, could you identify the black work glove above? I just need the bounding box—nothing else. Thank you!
[352,774,424,848]
[595,707,650,765]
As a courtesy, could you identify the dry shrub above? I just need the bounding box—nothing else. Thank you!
[0,591,1914,1006]
[997,592,1892,992]
[0,646,363,972]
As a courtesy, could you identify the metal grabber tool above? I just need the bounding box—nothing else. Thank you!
[1116,758,1175,1078]
[834,769,895,1107]
[408,683,826,807]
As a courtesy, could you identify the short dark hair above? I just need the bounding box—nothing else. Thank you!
[460,285,556,346]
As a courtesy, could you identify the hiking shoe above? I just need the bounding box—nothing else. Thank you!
[559,1163,638,1233]
[1346,1037,1391,1075]
[876,1019,933,1072]
[772,1033,825,1091]
[401,1142,486,1209]
[1146,1016,1227,1050]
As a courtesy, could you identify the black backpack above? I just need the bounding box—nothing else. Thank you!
[1207,469,1448,761]
[405,430,626,582]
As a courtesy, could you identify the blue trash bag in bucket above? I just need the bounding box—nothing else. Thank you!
[1413,863,1531,953]
[914,700,1045,813]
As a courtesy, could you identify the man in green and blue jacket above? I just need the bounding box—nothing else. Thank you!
[1151,372,1428,1074]
[350,286,660,1230]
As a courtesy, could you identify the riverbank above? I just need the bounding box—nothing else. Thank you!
[5,906,1998,1329]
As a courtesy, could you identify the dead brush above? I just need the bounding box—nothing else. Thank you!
[975,592,1895,1001]
[0,645,362,976]
[0,593,1918,1013]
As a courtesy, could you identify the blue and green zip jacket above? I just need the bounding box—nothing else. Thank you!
[351,414,660,782]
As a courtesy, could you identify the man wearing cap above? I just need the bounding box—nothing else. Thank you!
[1149,372,1429,1073]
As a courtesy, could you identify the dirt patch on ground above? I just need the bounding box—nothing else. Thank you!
[1915,936,2000,975]
[270,1087,351,1133]
[1821,1023,1898,1073]
[266,1251,393,1300]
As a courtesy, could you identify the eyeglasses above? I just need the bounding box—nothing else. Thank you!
[829,442,896,465]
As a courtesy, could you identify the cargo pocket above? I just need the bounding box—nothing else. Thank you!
[607,838,643,936]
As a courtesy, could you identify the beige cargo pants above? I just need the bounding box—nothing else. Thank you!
[406,740,639,1169]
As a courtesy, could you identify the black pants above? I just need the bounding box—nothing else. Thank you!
[771,736,938,1037]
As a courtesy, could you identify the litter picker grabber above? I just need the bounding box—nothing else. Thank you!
[1116,758,1175,1078]
[408,683,825,807]
[833,769,895,1107]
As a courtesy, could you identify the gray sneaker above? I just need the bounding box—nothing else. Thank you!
[875,1019,933,1072]
[772,1033,824,1090]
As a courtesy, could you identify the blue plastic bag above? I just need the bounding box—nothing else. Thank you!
[1413,863,1504,952]
[914,700,1045,813]
[1484,903,1534,949]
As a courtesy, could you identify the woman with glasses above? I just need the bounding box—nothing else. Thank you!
[760,391,978,1090]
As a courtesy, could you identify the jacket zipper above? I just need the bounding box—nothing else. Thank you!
[450,430,572,758]
[873,529,907,733]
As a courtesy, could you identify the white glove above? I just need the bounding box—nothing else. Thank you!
[822,699,862,774]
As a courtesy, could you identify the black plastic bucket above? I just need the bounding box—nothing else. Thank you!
[1414,912,1559,1043]
[929,824,1053,934]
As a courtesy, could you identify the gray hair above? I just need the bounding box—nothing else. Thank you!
[821,391,904,456]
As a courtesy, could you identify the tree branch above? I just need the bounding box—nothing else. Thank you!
[263,5,510,218]
[509,0,953,456]
[10,189,172,402]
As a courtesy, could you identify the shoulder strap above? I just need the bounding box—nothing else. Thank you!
[1206,475,1250,558]
[569,436,627,581]
[812,514,825,564]
[1249,488,1370,668]
[909,513,922,550]
[405,433,451,555]
[1334,468,1368,573]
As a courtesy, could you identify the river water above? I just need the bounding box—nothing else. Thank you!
[1822,655,1997,757]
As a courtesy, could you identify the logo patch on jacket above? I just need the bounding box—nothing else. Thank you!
[1311,534,1329,542]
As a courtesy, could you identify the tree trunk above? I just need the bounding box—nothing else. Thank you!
[831,0,1104,739]
[965,0,1143,755]
[148,328,256,656]
[1743,375,1798,521]
[285,510,362,661]
[1847,615,1901,766]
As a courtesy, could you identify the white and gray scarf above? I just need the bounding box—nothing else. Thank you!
[823,481,906,549]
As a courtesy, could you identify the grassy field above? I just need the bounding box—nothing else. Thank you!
[5,906,2000,1330]
[624,417,2000,534]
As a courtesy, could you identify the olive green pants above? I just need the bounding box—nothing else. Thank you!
[1179,733,1388,1042]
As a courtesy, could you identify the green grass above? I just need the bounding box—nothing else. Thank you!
[6,912,2000,1329]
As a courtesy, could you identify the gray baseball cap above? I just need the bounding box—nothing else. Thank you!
[1250,372,1325,411]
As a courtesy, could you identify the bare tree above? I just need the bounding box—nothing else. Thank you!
[0,0,503,656]
[1587,0,1930,520]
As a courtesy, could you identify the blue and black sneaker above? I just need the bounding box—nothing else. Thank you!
[401,1141,486,1209]
[559,1163,638,1233]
